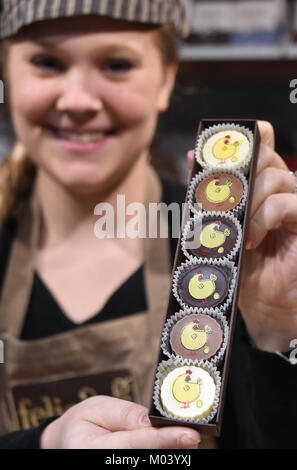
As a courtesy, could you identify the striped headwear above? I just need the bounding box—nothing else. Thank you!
[0,0,189,39]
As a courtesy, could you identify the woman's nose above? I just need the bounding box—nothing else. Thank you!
[56,75,103,115]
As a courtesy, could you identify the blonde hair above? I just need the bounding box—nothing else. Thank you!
[0,24,179,223]
[0,40,37,223]
[0,143,36,221]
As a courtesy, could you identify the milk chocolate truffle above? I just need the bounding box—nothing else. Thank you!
[178,265,229,309]
[160,365,216,420]
[170,314,223,361]
[195,174,244,212]
[186,216,238,260]
[202,130,250,169]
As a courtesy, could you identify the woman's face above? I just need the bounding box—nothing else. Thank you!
[5,16,177,195]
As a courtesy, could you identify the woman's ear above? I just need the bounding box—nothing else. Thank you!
[157,61,179,114]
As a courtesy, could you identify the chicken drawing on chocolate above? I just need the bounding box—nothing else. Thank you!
[172,370,203,409]
[188,271,218,302]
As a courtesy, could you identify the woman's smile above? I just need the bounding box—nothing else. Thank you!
[45,125,117,154]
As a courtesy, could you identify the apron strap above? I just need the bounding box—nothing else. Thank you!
[0,184,40,337]
[143,167,172,338]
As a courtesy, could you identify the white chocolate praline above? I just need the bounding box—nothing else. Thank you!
[160,366,216,420]
[203,130,250,168]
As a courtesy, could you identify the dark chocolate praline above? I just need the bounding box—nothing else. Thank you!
[186,216,238,260]
[178,265,229,309]
[170,313,223,361]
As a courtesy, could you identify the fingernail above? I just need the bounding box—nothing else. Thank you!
[140,412,151,426]
[246,242,253,250]
[179,433,200,448]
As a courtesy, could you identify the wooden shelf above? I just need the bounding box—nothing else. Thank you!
[180,44,289,61]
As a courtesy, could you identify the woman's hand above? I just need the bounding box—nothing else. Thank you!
[238,121,297,352]
[40,396,200,449]
[187,121,297,352]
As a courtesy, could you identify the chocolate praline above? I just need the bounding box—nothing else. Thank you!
[170,313,223,361]
[195,174,244,212]
[178,265,229,309]
[202,129,250,169]
[186,216,238,260]
[160,365,216,420]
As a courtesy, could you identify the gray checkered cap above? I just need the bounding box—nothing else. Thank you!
[0,0,189,39]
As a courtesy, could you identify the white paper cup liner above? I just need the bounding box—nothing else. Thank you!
[161,308,229,366]
[153,358,221,425]
[172,258,237,315]
[195,123,254,175]
[188,168,248,219]
[181,212,242,263]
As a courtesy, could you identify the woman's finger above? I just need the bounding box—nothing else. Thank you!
[96,425,201,450]
[78,396,152,432]
[258,120,275,150]
[250,168,296,218]
[187,150,194,170]
[247,193,297,249]
[256,143,288,175]
[187,150,195,184]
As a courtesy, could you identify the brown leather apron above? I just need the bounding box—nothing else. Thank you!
[0,166,216,449]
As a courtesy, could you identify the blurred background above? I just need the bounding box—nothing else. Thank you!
[1,0,297,184]
[152,0,297,184]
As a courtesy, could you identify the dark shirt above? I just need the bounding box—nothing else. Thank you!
[0,177,296,449]
[20,267,147,340]
[19,177,182,340]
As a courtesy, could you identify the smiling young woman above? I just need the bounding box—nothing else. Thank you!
[1,0,297,452]
[0,20,179,221]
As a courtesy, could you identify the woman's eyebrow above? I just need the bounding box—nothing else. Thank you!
[29,38,141,56]
[29,38,67,47]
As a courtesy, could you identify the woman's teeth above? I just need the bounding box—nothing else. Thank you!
[52,128,106,143]
[57,130,105,143]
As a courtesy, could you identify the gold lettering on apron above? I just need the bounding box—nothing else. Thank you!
[111,376,133,401]
[77,386,97,401]
[52,397,65,416]
[17,396,77,429]
[41,396,54,416]
[18,398,32,430]
[29,406,48,428]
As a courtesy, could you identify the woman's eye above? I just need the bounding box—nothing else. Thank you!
[31,55,65,72]
[103,59,133,73]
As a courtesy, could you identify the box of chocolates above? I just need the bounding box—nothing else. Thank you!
[149,119,260,436]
